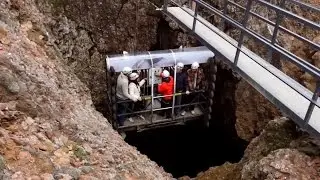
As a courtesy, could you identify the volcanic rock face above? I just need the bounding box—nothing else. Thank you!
[244,148,320,180]
[195,118,320,180]
[33,0,202,113]
[33,0,161,114]
[0,0,172,179]
[1,0,319,179]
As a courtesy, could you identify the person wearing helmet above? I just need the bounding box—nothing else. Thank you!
[157,69,174,118]
[128,72,147,120]
[116,67,136,126]
[175,62,189,116]
[129,73,146,101]
[187,62,206,115]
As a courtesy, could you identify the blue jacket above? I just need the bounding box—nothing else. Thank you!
[175,72,188,92]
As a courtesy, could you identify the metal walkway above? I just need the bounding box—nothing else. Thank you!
[161,0,320,135]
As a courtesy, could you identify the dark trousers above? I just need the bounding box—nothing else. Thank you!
[161,99,172,118]
[117,96,134,126]
[133,101,144,111]
[117,102,128,126]
[186,94,196,111]
[175,92,184,115]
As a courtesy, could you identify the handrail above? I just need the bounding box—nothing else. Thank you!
[117,101,206,117]
[287,0,320,12]
[116,90,205,103]
[255,0,320,30]
[226,0,320,51]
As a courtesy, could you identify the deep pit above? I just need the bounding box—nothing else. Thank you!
[33,0,249,175]
[2,0,319,179]
[103,16,248,177]
[124,66,248,178]
[125,121,247,178]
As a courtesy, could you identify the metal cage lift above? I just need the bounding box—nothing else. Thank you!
[105,46,217,132]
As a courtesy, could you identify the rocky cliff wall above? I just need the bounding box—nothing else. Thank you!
[0,0,172,179]
[195,118,320,180]
[33,0,318,142]
[34,0,161,114]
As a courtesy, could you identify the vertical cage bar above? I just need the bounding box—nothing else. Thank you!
[170,49,177,120]
[148,52,154,123]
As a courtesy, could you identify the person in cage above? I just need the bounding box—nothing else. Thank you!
[116,67,137,126]
[175,62,189,116]
[157,70,174,119]
[128,72,147,120]
[187,62,206,115]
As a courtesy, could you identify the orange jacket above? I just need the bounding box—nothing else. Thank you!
[158,76,174,101]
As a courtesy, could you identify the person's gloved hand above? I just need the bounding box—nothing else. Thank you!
[186,90,190,95]
[132,98,138,102]
[137,97,142,101]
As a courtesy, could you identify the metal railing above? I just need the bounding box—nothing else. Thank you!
[117,91,206,115]
[116,90,205,103]
[162,0,320,128]
[117,101,206,117]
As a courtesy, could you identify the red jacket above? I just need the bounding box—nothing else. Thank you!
[158,76,174,101]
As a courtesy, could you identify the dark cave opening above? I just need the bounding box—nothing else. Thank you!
[121,17,248,178]
[149,18,176,50]
[99,15,248,178]
[149,17,202,51]
[125,65,248,178]
[125,121,247,178]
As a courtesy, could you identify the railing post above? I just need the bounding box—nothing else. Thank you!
[267,0,285,69]
[192,1,199,32]
[163,0,168,11]
[304,81,320,128]
[221,0,229,31]
[234,0,253,65]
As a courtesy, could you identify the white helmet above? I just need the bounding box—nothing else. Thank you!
[129,72,139,80]
[162,70,170,78]
[177,62,184,68]
[122,67,132,75]
[191,62,199,69]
